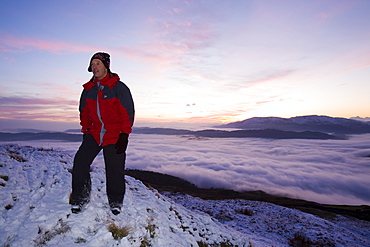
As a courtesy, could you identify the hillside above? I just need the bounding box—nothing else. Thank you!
[1,144,370,246]
[0,144,246,246]
[216,115,370,134]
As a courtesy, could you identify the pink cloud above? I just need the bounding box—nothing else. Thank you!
[0,54,16,63]
[315,1,358,24]
[0,109,76,122]
[0,34,98,54]
[146,3,218,51]
[0,96,78,121]
[122,20,215,70]
[117,45,181,67]
[164,20,215,50]
[113,3,219,71]
[0,96,76,106]
[173,8,182,14]
[243,70,295,88]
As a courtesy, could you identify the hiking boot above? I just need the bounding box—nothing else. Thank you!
[71,200,89,214]
[71,204,83,214]
[111,206,121,215]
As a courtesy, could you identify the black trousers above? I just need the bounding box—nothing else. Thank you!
[71,134,126,208]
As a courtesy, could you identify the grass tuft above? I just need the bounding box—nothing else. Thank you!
[145,217,157,238]
[75,237,87,243]
[140,238,151,247]
[34,219,70,246]
[235,207,253,216]
[108,222,132,240]
[9,153,27,162]
[288,231,335,247]
[196,241,236,247]
[37,147,54,151]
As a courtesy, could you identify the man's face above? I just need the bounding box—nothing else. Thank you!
[91,59,108,80]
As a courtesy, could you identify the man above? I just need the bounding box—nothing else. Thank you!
[71,52,134,215]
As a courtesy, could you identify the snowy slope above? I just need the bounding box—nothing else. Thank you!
[0,144,247,247]
[0,144,369,247]
[165,193,370,247]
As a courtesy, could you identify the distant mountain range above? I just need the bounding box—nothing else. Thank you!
[350,116,370,122]
[1,116,368,141]
[216,115,370,134]
[132,127,341,140]
[0,132,82,142]
[0,128,341,141]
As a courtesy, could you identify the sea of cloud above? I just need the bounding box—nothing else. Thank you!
[3,133,370,206]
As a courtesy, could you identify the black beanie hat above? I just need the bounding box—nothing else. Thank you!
[88,52,110,72]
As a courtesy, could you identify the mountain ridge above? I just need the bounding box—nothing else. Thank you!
[1,115,367,141]
[0,128,341,141]
[216,115,370,134]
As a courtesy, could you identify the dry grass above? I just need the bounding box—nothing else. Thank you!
[34,219,70,246]
[107,222,132,240]
[8,153,27,162]
[288,231,335,247]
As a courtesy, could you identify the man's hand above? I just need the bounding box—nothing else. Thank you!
[115,133,129,154]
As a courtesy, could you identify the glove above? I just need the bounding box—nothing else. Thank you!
[115,133,129,154]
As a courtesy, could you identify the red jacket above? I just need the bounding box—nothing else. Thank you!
[79,72,134,146]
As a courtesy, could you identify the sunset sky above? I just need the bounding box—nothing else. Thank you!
[1,0,369,131]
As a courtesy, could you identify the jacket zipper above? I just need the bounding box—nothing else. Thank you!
[96,81,106,145]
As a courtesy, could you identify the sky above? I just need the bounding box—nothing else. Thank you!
[1,0,370,131]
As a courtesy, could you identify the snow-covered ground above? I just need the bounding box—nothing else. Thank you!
[1,144,369,246]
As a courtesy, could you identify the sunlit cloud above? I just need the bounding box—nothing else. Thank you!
[0,54,16,63]
[0,33,99,54]
[0,96,78,121]
[315,0,358,24]
[112,13,218,76]
[187,109,254,123]
[243,69,296,88]
[117,43,184,65]
[141,3,219,59]
[172,8,182,14]
[0,96,75,106]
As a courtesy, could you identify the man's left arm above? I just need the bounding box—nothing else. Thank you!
[115,82,134,154]
[117,81,135,135]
